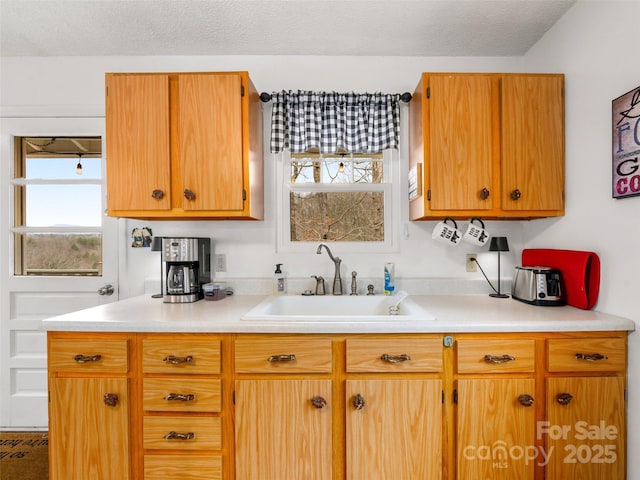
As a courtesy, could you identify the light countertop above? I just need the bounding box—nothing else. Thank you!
[40,294,636,334]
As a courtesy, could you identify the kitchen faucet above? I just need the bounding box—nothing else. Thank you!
[316,243,343,295]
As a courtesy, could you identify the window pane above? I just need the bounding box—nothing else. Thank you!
[290,191,384,242]
[21,233,102,276]
[25,185,102,227]
[25,156,101,180]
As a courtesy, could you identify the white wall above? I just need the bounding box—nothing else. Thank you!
[522,1,640,477]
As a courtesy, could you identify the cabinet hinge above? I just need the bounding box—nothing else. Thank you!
[233,390,236,405]
[426,87,430,99]
[427,189,431,201]
[241,85,245,97]
[442,390,445,404]
[242,189,247,201]
[453,389,458,404]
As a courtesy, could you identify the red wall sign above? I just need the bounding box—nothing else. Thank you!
[612,85,640,199]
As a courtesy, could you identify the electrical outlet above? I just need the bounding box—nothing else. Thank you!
[466,254,478,272]
[215,254,227,273]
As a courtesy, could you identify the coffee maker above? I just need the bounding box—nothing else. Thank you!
[161,237,211,303]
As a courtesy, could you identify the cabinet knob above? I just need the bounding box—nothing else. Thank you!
[479,187,490,200]
[352,393,366,411]
[164,393,196,402]
[483,354,516,364]
[311,396,327,409]
[556,392,574,405]
[164,431,195,441]
[575,352,608,362]
[73,354,102,363]
[518,394,535,407]
[510,189,522,200]
[184,189,196,201]
[151,189,164,200]
[103,392,119,407]
[380,353,411,363]
[268,354,297,363]
[163,355,194,365]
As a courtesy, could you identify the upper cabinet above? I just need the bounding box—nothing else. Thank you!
[409,73,564,220]
[105,72,263,220]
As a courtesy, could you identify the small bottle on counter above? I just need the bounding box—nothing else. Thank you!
[384,262,395,295]
[273,263,287,295]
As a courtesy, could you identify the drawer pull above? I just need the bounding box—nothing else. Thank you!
[164,431,196,441]
[268,354,296,363]
[164,393,196,402]
[556,392,574,405]
[352,393,366,411]
[311,396,327,409]
[380,353,411,363]
[163,355,194,365]
[103,392,118,407]
[73,354,102,363]
[575,352,608,362]
[483,354,516,364]
[517,394,535,407]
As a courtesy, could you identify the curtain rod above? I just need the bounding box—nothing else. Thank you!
[259,92,412,103]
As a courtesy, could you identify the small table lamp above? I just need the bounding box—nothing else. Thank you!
[489,236,510,298]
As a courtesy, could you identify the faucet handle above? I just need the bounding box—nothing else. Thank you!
[351,271,358,295]
[367,284,375,295]
[311,275,326,296]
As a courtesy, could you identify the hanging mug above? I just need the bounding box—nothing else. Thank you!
[432,217,462,246]
[463,217,491,246]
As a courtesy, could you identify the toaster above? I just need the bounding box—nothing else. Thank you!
[512,266,566,306]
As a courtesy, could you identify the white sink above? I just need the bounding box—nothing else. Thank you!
[241,295,435,322]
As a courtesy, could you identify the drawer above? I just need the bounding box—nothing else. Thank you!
[49,337,129,373]
[235,337,332,373]
[143,416,221,450]
[346,338,442,372]
[457,339,535,373]
[144,454,222,480]
[143,377,221,412]
[548,337,626,372]
[142,337,221,374]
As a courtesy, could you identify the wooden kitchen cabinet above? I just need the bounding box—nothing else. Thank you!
[409,72,564,220]
[105,71,263,220]
[345,338,443,479]
[48,333,132,480]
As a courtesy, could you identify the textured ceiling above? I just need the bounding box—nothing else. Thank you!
[0,0,575,57]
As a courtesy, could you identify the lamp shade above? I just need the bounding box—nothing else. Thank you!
[489,236,509,252]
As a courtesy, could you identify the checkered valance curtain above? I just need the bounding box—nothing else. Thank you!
[269,91,401,154]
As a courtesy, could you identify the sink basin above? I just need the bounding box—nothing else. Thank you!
[241,295,435,322]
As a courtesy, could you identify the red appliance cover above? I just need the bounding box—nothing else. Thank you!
[521,249,600,310]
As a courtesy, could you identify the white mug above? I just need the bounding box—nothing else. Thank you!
[432,217,462,245]
[463,217,491,246]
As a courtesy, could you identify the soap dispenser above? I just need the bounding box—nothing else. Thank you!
[273,263,287,295]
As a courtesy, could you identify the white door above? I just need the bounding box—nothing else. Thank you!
[0,117,120,428]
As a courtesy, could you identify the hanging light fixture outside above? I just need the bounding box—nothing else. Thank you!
[76,154,83,175]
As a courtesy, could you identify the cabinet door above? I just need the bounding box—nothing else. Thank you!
[429,74,496,211]
[501,75,564,211]
[235,379,332,480]
[546,376,625,480]
[106,74,171,211]
[49,377,130,480]
[457,378,536,480]
[346,379,442,479]
[178,73,244,211]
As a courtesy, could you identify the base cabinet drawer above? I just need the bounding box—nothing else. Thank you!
[457,338,535,373]
[143,416,222,450]
[144,454,222,480]
[547,337,626,372]
[143,377,221,412]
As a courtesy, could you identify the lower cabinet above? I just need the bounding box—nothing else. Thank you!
[47,330,627,480]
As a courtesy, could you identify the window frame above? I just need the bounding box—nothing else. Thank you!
[276,149,400,253]
[11,136,105,276]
